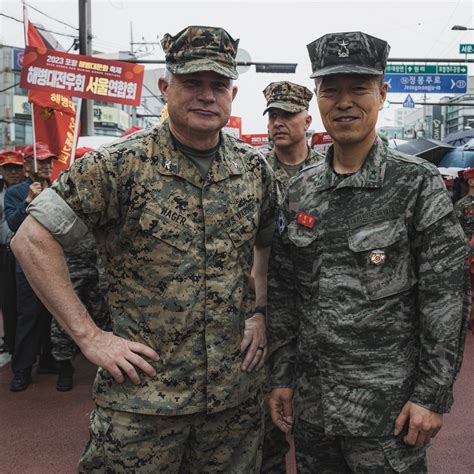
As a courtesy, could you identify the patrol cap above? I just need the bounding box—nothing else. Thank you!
[0,150,25,166]
[463,167,474,180]
[23,142,57,160]
[263,81,313,115]
[307,31,390,78]
[161,25,239,80]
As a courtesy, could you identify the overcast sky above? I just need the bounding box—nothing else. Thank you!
[2,0,473,133]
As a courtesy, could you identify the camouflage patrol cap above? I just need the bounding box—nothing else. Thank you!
[307,31,390,78]
[161,25,239,79]
[262,81,313,115]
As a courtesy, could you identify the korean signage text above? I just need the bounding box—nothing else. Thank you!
[20,46,144,106]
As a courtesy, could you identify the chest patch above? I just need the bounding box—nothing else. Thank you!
[297,210,317,229]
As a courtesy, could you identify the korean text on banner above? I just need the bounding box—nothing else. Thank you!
[20,46,145,106]
[26,21,78,178]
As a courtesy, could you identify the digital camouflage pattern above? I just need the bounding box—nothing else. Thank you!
[78,390,263,473]
[260,147,323,474]
[51,230,111,362]
[294,419,427,473]
[454,194,474,241]
[266,147,324,194]
[161,25,239,79]
[263,81,313,115]
[31,121,277,416]
[307,31,390,78]
[267,138,470,437]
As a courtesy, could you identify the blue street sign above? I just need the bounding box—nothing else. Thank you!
[403,94,415,108]
[12,48,24,71]
[385,74,467,94]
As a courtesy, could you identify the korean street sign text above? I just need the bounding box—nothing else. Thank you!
[20,46,144,106]
[385,64,467,74]
[385,74,467,94]
[460,44,474,54]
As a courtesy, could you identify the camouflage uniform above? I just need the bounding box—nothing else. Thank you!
[454,194,474,241]
[51,230,111,362]
[260,81,323,474]
[266,148,322,195]
[268,138,470,473]
[28,24,278,464]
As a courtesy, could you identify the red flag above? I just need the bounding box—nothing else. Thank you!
[27,21,79,179]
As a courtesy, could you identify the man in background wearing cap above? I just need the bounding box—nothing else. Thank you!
[11,25,277,472]
[267,31,469,472]
[259,81,323,474]
[4,142,57,391]
[0,150,25,354]
[263,81,323,195]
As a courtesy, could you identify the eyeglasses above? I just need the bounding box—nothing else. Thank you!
[2,164,23,172]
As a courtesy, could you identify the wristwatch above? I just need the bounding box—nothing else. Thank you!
[253,305,267,317]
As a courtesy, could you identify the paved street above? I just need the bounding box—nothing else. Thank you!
[0,334,473,473]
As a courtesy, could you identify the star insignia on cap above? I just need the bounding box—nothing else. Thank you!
[337,40,350,58]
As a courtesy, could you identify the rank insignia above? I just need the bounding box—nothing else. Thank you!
[337,40,350,58]
[369,250,386,266]
[297,211,316,229]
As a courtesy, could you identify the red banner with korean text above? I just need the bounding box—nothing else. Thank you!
[241,134,269,147]
[26,21,77,179]
[310,132,333,156]
[20,46,144,106]
[224,116,242,139]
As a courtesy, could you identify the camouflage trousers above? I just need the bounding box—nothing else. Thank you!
[78,391,264,473]
[294,419,427,473]
[51,267,110,361]
[261,375,289,473]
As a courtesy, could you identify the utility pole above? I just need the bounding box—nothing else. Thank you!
[78,0,94,135]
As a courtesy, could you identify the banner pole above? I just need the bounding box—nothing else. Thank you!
[69,98,82,166]
[23,1,38,174]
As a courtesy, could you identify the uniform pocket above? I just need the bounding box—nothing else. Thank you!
[348,219,416,300]
[139,205,194,253]
[225,205,259,248]
[379,435,427,473]
[78,408,112,473]
[287,220,318,248]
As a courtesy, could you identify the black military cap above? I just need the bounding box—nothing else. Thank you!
[161,25,239,79]
[307,31,390,78]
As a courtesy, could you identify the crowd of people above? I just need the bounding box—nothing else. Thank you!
[0,24,472,473]
[0,144,110,393]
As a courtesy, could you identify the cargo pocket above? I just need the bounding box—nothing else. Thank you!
[78,408,112,473]
[348,218,416,300]
[379,435,427,473]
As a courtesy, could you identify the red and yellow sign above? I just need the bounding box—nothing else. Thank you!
[241,134,269,147]
[224,116,242,138]
[20,46,144,106]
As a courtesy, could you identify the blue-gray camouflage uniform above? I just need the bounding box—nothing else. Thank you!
[268,139,470,473]
[51,230,111,362]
